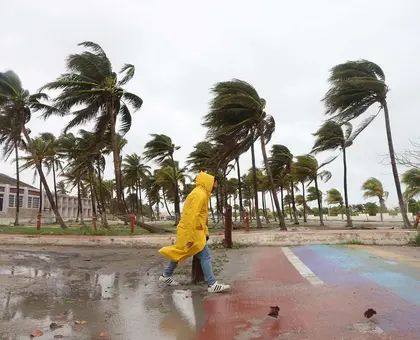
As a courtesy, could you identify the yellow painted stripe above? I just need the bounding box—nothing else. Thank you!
[347,245,420,268]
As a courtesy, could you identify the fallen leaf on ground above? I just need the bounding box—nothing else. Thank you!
[55,314,65,319]
[364,308,377,318]
[84,258,91,261]
[99,332,108,337]
[268,306,280,318]
[50,322,63,330]
[81,320,87,325]
[30,330,43,337]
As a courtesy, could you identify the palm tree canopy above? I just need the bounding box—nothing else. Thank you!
[323,60,387,134]
[122,153,151,187]
[307,186,322,202]
[187,141,218,173]
[361,177,388,201]
[312,121,354,154]
[327,188,343,205]
[42,42,143,136]
[402,169,420,200]
[203,79,274,158]
[144,134,180,164]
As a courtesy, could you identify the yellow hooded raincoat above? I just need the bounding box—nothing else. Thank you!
[158,172,214,264]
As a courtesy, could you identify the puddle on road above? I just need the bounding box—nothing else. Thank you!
[0,263,207,340]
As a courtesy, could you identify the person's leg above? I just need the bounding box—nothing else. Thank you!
[197,244,230,292]
[196,244,216,286]
[159,260,179,286]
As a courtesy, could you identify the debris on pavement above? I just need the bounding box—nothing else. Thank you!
[364,308,377,318]
[268,306,280,318]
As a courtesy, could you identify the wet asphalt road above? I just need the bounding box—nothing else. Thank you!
[0,246,212,340]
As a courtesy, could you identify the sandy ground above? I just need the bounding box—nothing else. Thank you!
[0,245,237,340]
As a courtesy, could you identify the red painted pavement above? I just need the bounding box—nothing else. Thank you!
[198,247,419,340]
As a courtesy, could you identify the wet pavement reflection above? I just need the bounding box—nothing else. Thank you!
[0,254,207,340]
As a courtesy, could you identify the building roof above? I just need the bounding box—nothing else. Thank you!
[0,173,38,190]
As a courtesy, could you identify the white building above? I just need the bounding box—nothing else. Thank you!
[0,173,92,225]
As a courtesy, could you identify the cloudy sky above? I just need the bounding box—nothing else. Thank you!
[1,0,419,208]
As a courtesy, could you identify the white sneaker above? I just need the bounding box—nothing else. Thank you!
[208,281,230,293]
[159,275,180,286]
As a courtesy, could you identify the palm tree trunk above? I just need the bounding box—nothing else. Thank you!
[39,178,42,215]
[236,157,244,222]
[259,133,286,230]
[96,159,108,227]
[77,182,84,226]
[250,142,262,228]
[290,179,299,225]
[262,191,269,223]
[216,188,220,223]
[269,190,277,222]
[22,126,66,229]
[302,182,307,223]
[383,102,411,228]
[170,155,181,225]
[162,190,172,218]
[108,99,123,216]
[314,178,324,227]
[88,170,97,219]
[52,163,58,206]
[14,143,20,226]
[342,147,353,227]
[280,186,285,219]
[379,198,384,222]
[209,198,216,223]
[139,182,144,223]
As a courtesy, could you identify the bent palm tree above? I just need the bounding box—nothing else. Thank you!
[327,189,344,219]
[204,79,285,230]
[42,41,143,215]
[312,121,354,227]
[144,134,181,224]
[323,59,410,228]
[293,154,331,226]
[361,177,389,222]
[0,71,66,228]
[402,169,420,201]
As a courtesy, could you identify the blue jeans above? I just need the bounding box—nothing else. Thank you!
[163,244,216,286]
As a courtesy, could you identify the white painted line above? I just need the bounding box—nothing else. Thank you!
[282,247,324,286]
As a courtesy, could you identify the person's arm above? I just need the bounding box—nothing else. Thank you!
[182,193,204,245]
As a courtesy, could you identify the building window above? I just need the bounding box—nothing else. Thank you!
[9,195,23,208]
[28,196,40,209]
[0,193,3,211]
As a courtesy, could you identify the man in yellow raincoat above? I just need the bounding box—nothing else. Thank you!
[159,172,230,293]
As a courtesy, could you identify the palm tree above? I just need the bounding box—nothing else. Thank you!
[0,111,25,225]
[42,41,143,216]
[203,79,285,229]
[269,145,297,226]
[0,71,66,228]
[312,121,354,227]
[327,189,344,219]
[361,177,389,222]
[57,181,67,195]
[323,59,410,228]
[293,158,310,223]
[144,134,181,224]
[122,153,150,223]
[402,169,420,201]
[39,133,63,210]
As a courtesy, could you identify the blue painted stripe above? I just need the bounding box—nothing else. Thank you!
[291,245,420,333]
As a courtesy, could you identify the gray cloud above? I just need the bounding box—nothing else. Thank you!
[1,0,419,208]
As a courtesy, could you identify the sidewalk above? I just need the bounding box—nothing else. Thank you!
[0,229,416,247]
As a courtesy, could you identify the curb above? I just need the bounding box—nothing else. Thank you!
[0,230,417,247]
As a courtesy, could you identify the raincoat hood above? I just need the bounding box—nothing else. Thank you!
[196,172,214,194]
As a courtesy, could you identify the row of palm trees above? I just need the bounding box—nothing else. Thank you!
[0,41,417,230]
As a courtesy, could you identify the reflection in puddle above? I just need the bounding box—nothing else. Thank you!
[0,263,207,340]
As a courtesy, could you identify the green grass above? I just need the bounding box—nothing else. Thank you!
[0,225,153,236]
[408,234,420,247]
